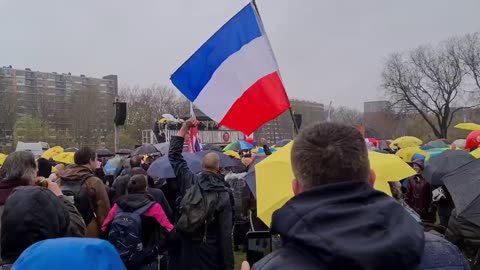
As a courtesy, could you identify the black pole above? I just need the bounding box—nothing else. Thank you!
[289,108,299,135]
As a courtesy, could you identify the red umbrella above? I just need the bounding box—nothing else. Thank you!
[465,130,480,149]
[367,138,380,148]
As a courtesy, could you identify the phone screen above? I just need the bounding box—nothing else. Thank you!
[246,231,272,265]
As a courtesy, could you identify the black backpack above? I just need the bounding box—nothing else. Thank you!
[108,202,155,266]
[175,180,220,239]
[60,174,96,226]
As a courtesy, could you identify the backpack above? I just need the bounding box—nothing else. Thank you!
[60,174,96,226]
[108,201,155,266]
[175,180,220,239]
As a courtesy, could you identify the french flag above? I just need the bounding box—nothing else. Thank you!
[188,104,203,153]
[171,3,290,135]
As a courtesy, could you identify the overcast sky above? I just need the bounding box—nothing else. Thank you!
[1,0,479,110]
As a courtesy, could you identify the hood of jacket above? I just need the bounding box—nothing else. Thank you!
[116,193,154,212]
[11,238,125,270]
[1,186,69,263]
[198,171,227,192]
[271,182,425,270]
[59,165,94,181]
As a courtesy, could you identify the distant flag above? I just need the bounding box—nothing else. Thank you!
[326,101,333,122]
[188,103,203,153]
[171,3,290,135]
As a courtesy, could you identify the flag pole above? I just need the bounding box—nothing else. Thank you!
[251,0,299,135]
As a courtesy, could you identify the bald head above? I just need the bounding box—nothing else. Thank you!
[202,152,220,172]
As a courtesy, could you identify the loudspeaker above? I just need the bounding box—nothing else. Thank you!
[293,114,302,130]
[114,102,127,126]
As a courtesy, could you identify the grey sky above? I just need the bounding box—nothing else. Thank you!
[1,0,479,110]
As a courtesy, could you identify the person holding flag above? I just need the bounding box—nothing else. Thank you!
[188,104,203,153]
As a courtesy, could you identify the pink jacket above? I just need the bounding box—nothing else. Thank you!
[102,203,174,232]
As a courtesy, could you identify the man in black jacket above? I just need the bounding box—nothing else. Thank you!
[245,122,468,270]
[169,119,233,270]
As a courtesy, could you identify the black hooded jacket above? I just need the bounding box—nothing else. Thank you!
[253,182,426,270]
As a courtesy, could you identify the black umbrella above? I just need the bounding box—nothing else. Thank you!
[96,148,115,157]
[274,139,291,148]
[195,151,243,168]
[244,156,267,198]
[64,147,78,153]
[443,159,480,226]
[423,150,476,186]
[147,154,201,179]
[116,149,132,155]
[202,144,223,152]
[131,144,159,156]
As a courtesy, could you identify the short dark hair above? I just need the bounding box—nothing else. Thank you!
[291,122,370,188]
[128,175,147,194]
[74,147,96,165]
[130,156,143,168]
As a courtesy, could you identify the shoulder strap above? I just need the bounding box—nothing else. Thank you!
[133,201,155,215]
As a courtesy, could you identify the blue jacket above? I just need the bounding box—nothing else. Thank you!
[12,238,125,270]
[253,182,469,270]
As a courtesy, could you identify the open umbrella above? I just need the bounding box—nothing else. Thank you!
[202,144,223,152]
[426,140,449,149]
[147,153,202,179]
[255,147,276,156]
[131,144,159,156]
[64,147,78,153]
[0,153,7,166]
[53,152,75,165]
[41,146,64,160]
[273,139,291,148]
[223,140,254,152]
[154,143,170,156]
[224,150,240,159]
[442,159,480,226]
[465,130,480,150]
[390,136,423,149]
[423,150,476,186]
[470,148,480,159]
[254,142,415,226]
[395,147,430,162]
[104,156,124,176]
[116,149,133,156]
[243,156,267,198]
[195,151,242,168]
[96,148,115,157]
[455,123,480,131]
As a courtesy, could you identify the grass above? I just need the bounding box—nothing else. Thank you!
[235,251,247,269]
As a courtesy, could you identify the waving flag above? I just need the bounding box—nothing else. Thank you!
[188,104,203,153]
[171,3,290,135]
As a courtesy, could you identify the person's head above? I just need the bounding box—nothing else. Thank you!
[130,156,143,168]
[291,122,371,195]
[37,158,52,179]
[127,175,148,194]
[1,186,69,263]
[0,151,37,184]
[410,160,424,174]
[74,147,97,170]
[202,152,220,174]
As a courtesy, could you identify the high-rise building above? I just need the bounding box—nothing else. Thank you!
[0,66,118,149]
[255,99,324,143]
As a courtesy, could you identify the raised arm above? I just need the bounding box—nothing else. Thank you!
[168,119,199,195]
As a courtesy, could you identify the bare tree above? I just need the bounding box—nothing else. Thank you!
[458,32,480,91]
[382,40,477,138]
[332,106,364,125]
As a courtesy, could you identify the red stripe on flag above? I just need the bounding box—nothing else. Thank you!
[219,72,290,135]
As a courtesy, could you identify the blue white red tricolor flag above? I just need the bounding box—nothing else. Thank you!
[188,103,203,153]
[171,3,290,135]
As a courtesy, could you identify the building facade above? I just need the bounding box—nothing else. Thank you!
[0,66,118,150]
[255,99,324,143]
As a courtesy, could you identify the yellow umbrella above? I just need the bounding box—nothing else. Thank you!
[251,146,261,154]
[470,148,480,159]
[455,123,480,131]
[52,152,75,165]
[255,142,417,226]
[223,150,240,159]
[395,146,430,162]
[41,146,64,160]
[389,136,423,149]
[159,118,168,124]
[0,153,7,166]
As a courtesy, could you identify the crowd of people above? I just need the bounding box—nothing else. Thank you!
[0,120,478,269]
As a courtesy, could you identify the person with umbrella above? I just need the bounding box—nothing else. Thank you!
[405,160,435,223]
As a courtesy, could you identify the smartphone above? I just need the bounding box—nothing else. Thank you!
[246,231,272,265]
